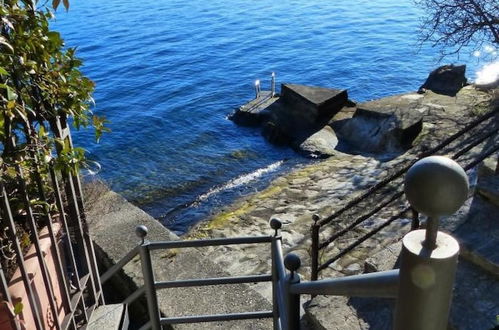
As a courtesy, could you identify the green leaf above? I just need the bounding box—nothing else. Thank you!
[0,67,8,76]
[20,233,30,249]
[47,31,62,46]
[13,302,23,315]
[6,86,17,101]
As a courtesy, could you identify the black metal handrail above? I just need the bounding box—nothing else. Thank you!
[311,106,499,279]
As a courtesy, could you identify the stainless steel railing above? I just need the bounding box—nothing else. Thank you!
[100,226,279,329]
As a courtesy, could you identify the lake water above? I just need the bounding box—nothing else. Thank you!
[52,0,486,234]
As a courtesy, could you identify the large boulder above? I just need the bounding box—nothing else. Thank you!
[295,126,339,158]
[418,64,467,96]
[333,93,426,153]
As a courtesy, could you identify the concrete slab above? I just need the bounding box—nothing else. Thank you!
[87,304,125,330]
[281,84,347,107]
[229,91,279,126]
[280,84,348,123]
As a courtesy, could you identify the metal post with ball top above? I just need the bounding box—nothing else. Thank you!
[394,156,469,330]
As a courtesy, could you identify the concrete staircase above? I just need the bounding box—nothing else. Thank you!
[86,184,273,330]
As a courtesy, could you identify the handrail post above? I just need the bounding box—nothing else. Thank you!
[271,72,276,97]
[395,156,468,330]
[410,207,419,231]
[270,218,282,330]
[136,226,161,330]
[284,254,301,330]
[310,214,320,282]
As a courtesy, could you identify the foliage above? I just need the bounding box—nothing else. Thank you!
[0,0,108,278]
[0,0,108,166]
[416,0,499,57]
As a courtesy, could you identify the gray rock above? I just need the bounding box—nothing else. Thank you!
[333,93,426,153]
[296,126,339,158]
[418,64,467,96]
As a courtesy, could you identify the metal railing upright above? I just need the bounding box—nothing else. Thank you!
[100,225,281,330]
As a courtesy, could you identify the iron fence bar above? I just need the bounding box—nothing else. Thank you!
[32,169,72,314]
[70,170,104,305]
[159,311,274,325]
[451,127,498,160]
[23,122,74,315]
[318,206,410,272]
[273,238,290,328]
[0,263,21,330]
[155,274,272,290]
[139,243,161,330]
[463,142,499,171]
[50,116,99,312]
[60,273,90,330]
[60,173,91,323]
[318,107,498,228]
[318,191,404,250]
[0,184,44,330]
[15,165,61,330]
[100,246,139,284]
[49,165,82,289]
[123,286,146,305]
[49,167,83,329]
[273,238,286,281]
[148,235,272,250]
[310,215,320,282]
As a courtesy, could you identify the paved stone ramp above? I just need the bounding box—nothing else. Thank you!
[305,161,499,330]
[86,184,273,330]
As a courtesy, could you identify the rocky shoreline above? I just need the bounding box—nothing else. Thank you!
[192,67,496,280]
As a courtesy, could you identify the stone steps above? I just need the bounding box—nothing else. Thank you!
[86,184,273,330]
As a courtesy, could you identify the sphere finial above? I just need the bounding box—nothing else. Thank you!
[405,156,469,217]
[135,225,148,243]
[269,218,282,235]
[284,253,301,273]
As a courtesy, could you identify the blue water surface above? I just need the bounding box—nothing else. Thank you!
[52,0,482,234]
